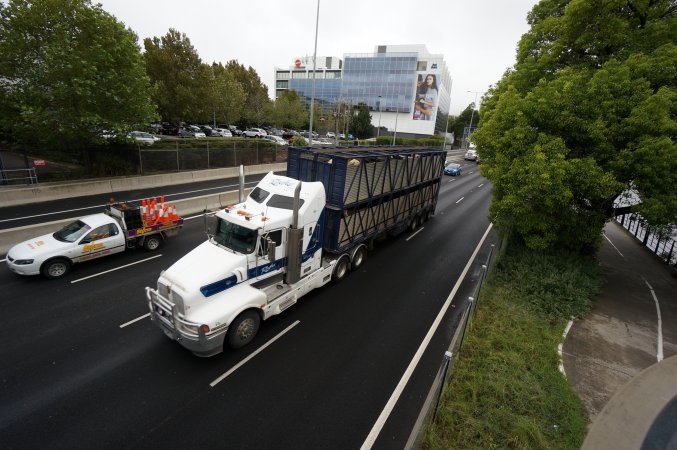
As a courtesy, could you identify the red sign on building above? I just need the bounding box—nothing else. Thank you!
[33,159,46,166]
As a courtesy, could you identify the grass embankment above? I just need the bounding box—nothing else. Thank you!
[424,241,602,450]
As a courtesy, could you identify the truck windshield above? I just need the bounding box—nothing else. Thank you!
[212,218,257,254]
[54,220,91,243]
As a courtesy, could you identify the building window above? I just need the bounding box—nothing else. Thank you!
[292,71,307,79]
[276,80,288,88]
[417,61,427,71]
[276,71,290,80]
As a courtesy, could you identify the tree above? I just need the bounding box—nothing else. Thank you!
[206,63,246,126]
[225,60,271,128]
[143,29,204,124]
[273,91,306,130]
[350,103,373,139]
[448,103,477,146]
[472,0,677,252]
[0,0,156,148]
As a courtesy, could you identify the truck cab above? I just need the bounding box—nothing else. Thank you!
[147,172,328,356]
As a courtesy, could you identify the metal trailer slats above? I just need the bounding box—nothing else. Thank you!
[287,146,445,253]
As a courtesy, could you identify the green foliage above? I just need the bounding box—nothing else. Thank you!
[273,91,306,130]
[448,103,478,143]
[424,241,595,449]
[350,103,373,139]
[225,60,271,128]
[473,0,677,251]
[0,0,156,149]
[292,136,307,146]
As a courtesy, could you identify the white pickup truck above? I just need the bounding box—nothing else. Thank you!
[6,201,183,279]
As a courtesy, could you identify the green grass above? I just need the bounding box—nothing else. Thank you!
[423,240,602,450]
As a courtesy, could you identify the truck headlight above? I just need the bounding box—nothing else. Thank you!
[13,259,34,265]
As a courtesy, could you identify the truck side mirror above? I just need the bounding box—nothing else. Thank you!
[266,237,276,261]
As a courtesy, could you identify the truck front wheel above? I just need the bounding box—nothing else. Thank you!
[41,258,71,279]
[143,235,162,251]
[227,310,261,349]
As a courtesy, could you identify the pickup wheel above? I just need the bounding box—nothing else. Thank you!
[351,246,367,271]
[227,310,260,349]
[143,235,162,251]
[41,258,71,279]
[332,255,350,283]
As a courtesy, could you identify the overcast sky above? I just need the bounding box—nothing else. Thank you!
[98,0,539,115]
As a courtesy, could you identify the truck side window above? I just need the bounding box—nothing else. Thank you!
[268,230,282,247]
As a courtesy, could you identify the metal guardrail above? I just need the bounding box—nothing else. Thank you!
[406,238,503,449]
[616,213,677,268]
[0,168,38,185]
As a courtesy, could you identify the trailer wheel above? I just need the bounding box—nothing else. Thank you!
[41,258,71,279]
[424,209,431,222]
[351,246,367,271]
[409,216,419,232]
[332,255,350,283]
[143,235,162,251]
[227,310,260,349]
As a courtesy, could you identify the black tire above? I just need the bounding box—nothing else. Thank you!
[409,216,419,232]
[41,258,71,279]
[351,246,367,271]
[424,209,431,222]
[143,235,162,251]
[227,310,260,349]
[332,255,350,283]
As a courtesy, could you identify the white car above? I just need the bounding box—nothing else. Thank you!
[129,131,159,145]
[243,128,267,138]
[212,128,233,137]
[264,135,288,146]
[464,149,478,161]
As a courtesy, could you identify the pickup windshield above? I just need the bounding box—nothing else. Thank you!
[212,218,257,254]
[54,220,91,243]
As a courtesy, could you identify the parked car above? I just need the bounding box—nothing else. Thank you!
[199,125,215,136]
[338,133,346,140]
[243,128,267,138]
[227,125,243,136]
[179,128,206,138]
[282,130,298,141]
[264,135,288,146]
[212,128,232,137]
[464,149,478,161]
[129,131,160,146]
[444,162,462,176]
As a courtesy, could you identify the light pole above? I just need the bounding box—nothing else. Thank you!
[308,0,320,146]
[392,108,398,146]
[377,95,382,139]
[466,90,481,149]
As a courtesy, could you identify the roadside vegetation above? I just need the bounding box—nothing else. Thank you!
[424,238,602,450]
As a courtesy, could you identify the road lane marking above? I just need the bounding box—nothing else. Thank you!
[0,181,261,224]
[70,254,163,284]
[120,313,150,328]
[603,234,624,257]
[210,320,300,387]
[642,277,664,362]
[0,258,5,262]
[478,183,484,187]
[406,227,424,242]
[455,197,464,204]
[361,222,494,449]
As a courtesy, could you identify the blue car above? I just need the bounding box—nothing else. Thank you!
[444,162,462,176]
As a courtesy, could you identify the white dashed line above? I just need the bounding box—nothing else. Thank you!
[70,254,163,283]
[455,197,464,204]
[406,227,424,242]
[120,313,150,328]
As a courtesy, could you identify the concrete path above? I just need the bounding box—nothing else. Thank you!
[563,220,677,448]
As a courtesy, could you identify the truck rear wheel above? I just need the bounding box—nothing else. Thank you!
[332,255,350,283]
[227,310,260,349]
[351,246,367,271]
[41,258,71,279]
[143,235,162,251]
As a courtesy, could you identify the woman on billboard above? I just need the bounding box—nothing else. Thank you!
[414,74,438,121]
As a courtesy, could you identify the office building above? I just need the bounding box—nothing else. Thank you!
[274,45,451,138]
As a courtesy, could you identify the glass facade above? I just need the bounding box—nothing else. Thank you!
[288,79,342,108]
[340,54,418,113]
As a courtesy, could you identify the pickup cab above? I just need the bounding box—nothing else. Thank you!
[6,201,183,279]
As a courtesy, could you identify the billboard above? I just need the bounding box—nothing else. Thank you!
[413,72,439,121]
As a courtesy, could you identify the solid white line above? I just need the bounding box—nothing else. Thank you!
[603,234,624,258]
[558,319,574,377]
[642,277,664,362]
[0,258,5,263]
[478,183,484,188]
[70,254,163,284]
[405,227,424,242]
[361,222,494,449]
[455,197,464,204]
[120,313,150,328]
[0,181,259,224]
[210,320,300,387]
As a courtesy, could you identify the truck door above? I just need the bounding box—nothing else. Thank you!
[74,223,126,263]
[255,228,286,280]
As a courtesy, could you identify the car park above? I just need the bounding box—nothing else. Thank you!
[443,162,462,176]
[227,125,243,136]
[212,128,232,137]
[243,128,267,138]
[129,131,160,145]
[264,135,288,146]
[464,149,478,161]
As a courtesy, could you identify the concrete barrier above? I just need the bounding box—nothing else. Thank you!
[0,187,254,256]
[0,163,285,208]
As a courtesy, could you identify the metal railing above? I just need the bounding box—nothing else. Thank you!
[616,213,677,268]
[406,238,503,449]
[0,168,38,185]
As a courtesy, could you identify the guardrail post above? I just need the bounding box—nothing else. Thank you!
[432,351,453,422]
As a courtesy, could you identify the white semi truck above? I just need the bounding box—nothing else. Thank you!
[146,146,445,356]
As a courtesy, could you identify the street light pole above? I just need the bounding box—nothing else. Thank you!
[377,95,382,139]
[466,90,481,149]
[308,0,320,146]
[392,109,398,146]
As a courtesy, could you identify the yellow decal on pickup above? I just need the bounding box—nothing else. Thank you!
[136,227,152,235]
[83,242,105,252]
[36,240,45,246]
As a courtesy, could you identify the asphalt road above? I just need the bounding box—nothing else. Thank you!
[0,159,495,449]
